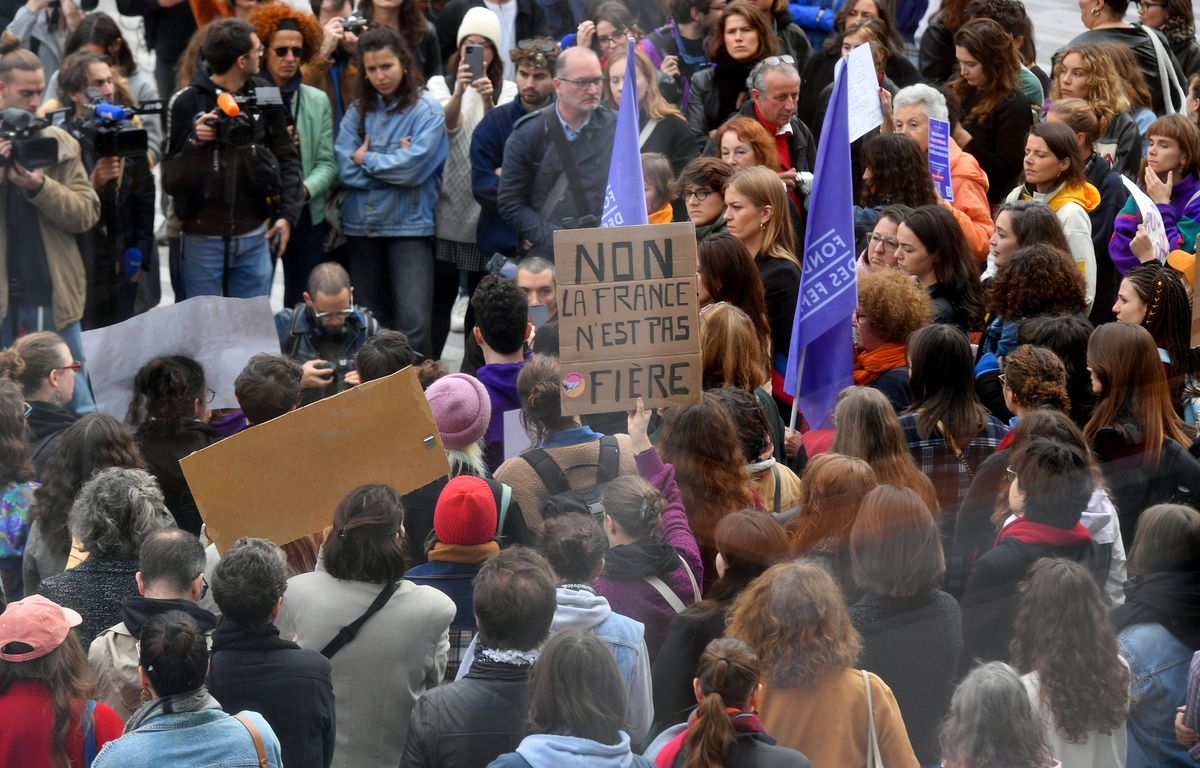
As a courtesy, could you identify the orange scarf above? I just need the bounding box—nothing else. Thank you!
[648,202,673,224]
[189,0,231,28]
[854,342,907,386]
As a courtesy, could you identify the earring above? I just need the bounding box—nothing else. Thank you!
[139,685,152,704]
[1091,7,1100,15]
[759,221,765,231]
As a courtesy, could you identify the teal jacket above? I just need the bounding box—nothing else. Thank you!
[291,82,337,225]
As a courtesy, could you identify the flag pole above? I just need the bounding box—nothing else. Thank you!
[788,348,805,431]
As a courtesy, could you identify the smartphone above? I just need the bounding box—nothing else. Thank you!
[529,303,549,330]
[465,44,484,82]
[269,230,282,256]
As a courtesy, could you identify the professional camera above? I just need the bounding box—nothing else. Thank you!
[211,87,283,149]
[75,91,164,159]
[341,12,368,36]
[0,108,59,169]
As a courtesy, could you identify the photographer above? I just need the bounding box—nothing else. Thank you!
[303,0,361,127]
[162,17,303,299]
[274,262,381,406]
[49,51,153,329]
[4,0,82,80]
[0,33,99,414]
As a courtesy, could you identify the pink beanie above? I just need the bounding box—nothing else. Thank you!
[426,374,492,451]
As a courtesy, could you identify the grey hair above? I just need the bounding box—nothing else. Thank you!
[939,661,1053,768]
[892,84,949,122]
[555,45,598,77]
[747,58,800,94]
[69,467,174,558]
[517,255,556,280]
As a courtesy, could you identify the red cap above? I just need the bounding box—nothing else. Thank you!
[0,595,82,662]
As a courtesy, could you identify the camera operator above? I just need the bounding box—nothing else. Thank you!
[162,17,303,299]
[274,262,381,406]
[4,0,82,80]
[0,33,100,414]
[49,51,153,329]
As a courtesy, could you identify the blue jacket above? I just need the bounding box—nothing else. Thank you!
[405,560,481,630]
[92,701,283,768]
[1118,622,1194,767]
[470,97,536,259]
[498,104,616,257]
[787,0,843,48]
[336,91,448,238]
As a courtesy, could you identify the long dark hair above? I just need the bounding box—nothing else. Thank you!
[860,133,938,208]
[682,638,762,768]
[139,610,209,697]
[323,484,408,583]
[901,205,985,330]
[1122,263,1197,407]
[356,26,424,135]
[445,37,503,106]
[517,355,576,446]
[1021,122,1087,191]
[1010,558,1129,743]
[998,199,1071,254]
[65,12,137,74]
[358,0,427,49]
[0,380,33,487]
[527,630,628,744]
[30,414,145,558]
[906,324,990,444]
[127,355,206,432]
[0,629,94,768]
[950,18,1020,123]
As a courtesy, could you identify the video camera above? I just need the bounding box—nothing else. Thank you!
[75,90,163,159]
[210,86,282,150]
[0,108,59,169]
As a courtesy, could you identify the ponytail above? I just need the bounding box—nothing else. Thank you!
[683,691,736,768]
[681,638,762,768]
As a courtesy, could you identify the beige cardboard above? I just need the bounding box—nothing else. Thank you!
[554,222,697,286]
[180,366,449,554]
[558,354,703,416]
[558,276,700,363]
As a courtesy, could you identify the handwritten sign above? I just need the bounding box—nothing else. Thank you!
[554,222,702,415]
[845,46,883,142]
[928,117,955,202]
[1121,175,1170,263]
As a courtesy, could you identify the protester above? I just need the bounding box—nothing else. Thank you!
[982,200,1073,294]
[643,152,678,222]
[338,26,449,360]
[471,276,530,470]
[916,0,968,86]
[234,353,303,426]
[639,0,718,113]
[1050,43,1143,179]
[848,485,962,766]
[699,301,779,453]
[696,235,771,373]
[276,484,456,768]
[707,387,797,511]
[127,355,221,535]
[353,331,417,383]
[651,637,812,767]
[0,333,77,477]
[208,537,335,768]
[727,562,918,766]
[570,2,641,65]
[0,595,123,768]
[894,205,985,333]
[830,387,939,512]
[0,379,34,599]
[403,546,557,768]
[853,134,936,251]
[938,661,1057,768]
[359,0,441,77]
[302,0,361,124]
[92,610,285,767]
[1011,558,1130,768]
[604,46,696,180]
[1113,263,1197,412]
[89,529,216,721]
[851,268,934,413]
[487,630,655,767]
[22,413,145,596]
[855,204,911,275]
[1138,0,1200,79]
[1112,503,1200,767]
[678,157,733,241]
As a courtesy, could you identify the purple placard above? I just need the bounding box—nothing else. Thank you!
[928,117,954,202]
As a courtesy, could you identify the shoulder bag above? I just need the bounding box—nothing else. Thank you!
[319,581,400,659]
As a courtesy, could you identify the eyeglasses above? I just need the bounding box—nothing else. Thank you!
[998,372,1007,387]
[313,306,356,320]
[55,362,82,373]
[206,387,216,404]
[22,402,32,418]
[596,33,627,47]
[682,188,713,201]
[1005,466,1018,483]
[273,46,304,59]
[762,55,796,67]
[868,233,898,251]
[560,76,605,89]
[517,39,557,53]
[197,574,209,600]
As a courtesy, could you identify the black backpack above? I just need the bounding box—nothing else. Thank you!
[520,436,620,520]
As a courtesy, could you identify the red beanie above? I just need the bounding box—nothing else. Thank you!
[434,476,498,545]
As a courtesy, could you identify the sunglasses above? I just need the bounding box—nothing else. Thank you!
[762,54,796,66]
[517,39,557,53]
[273,46,304,58]
[55,362,82,372]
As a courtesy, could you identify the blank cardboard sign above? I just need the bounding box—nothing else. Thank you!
[181,366,449,554]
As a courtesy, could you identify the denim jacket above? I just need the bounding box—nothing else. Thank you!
[1117,623,1193,768]
[92,704,283,768]
[335,91,448,238]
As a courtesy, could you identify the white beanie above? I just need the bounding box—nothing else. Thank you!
[457,6,502,52]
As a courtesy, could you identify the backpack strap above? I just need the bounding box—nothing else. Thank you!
[497,483,512,536]
[677,552,700,603]
[771,464,782,516]
[519,448,571,496]
[597,435,620,483]
[233,712,269,768]
[643,575,686,613]
[320,581,400,659]
[83,700,98,768]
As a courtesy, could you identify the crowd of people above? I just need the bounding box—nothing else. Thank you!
[3,0,1200,765]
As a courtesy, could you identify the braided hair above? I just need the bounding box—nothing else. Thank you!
[1123,264,1196,406]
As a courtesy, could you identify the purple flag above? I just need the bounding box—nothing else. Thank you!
[783,58,856,429]
[601,39,647,227]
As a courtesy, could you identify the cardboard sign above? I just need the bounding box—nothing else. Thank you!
[1120,175,1171,263]
[927,117,955,202]
[845,46,883,142]
[555,223,702,415]
[180,366,449,554]
[82,296,280,420]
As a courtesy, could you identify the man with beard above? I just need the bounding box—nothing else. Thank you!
[275,261,380,405]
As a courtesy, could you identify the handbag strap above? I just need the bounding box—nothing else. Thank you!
[643,574,686,612]
[937,419,975,481]
[638,118,660,149]
[1142,24,1185,114]
[320,581,400,659]
[545,112,595,220]
[233,712,270,768]
[862,669,884,768]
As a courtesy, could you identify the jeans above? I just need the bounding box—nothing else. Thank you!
[1,306,95,414]
[348,236,434,359]
[181,224,272,298]
[280,211,327,307]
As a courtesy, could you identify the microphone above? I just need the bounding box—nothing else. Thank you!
[216,92,241,118]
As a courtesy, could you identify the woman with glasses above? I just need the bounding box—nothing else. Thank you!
[687,1,777,150]
[856,204,909,277]
[573,1,640,66]
[1139,0,1200,79]
[127,356,221,536]
[0,332,78,479]
[851,267,933,414]
[677,157,733,241]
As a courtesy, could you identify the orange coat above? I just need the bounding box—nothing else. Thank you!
[948,139,994,263]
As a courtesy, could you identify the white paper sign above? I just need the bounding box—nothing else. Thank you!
[1120,175,1171,263]
[82,296,281,420]
[502,408,531,460]
[845,44,884,142]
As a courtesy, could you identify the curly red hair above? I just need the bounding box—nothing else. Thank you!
[250,3,323,63]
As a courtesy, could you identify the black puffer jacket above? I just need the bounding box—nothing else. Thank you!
[1091,428,1200,546]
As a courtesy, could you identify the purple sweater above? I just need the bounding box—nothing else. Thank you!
[476,361,524,472]
[1110,172,1200,274]
[595,448,704,660]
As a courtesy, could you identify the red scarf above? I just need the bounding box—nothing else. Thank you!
[995,518,1091,549]
[655,710,766,768]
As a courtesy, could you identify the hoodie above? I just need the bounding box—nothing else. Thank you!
[476,361,525,472]
[509,732,652,768]
[1001,181,1101,308]
[1111,172,1200,275]
[947,140,994,262]
[25,400,77,478]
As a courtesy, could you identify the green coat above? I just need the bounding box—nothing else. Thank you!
[292,82,337,225]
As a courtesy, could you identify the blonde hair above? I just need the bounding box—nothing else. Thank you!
[603,46,682,121]
[727,166,797,266]
[1050,43,1129,132]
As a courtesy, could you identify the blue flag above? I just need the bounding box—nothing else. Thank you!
[783,58,856,429]
[601,39,647,228]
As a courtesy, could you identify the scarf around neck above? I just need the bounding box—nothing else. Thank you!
[427,540,500,564]
[854,343,907,385]
[995,518,1091,548]
[714,53,757,121]
[1112,569,1200,649]
[603,538,681,580]
[124,688,221,733]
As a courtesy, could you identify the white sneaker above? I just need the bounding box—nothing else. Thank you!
[450,293,468,333]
